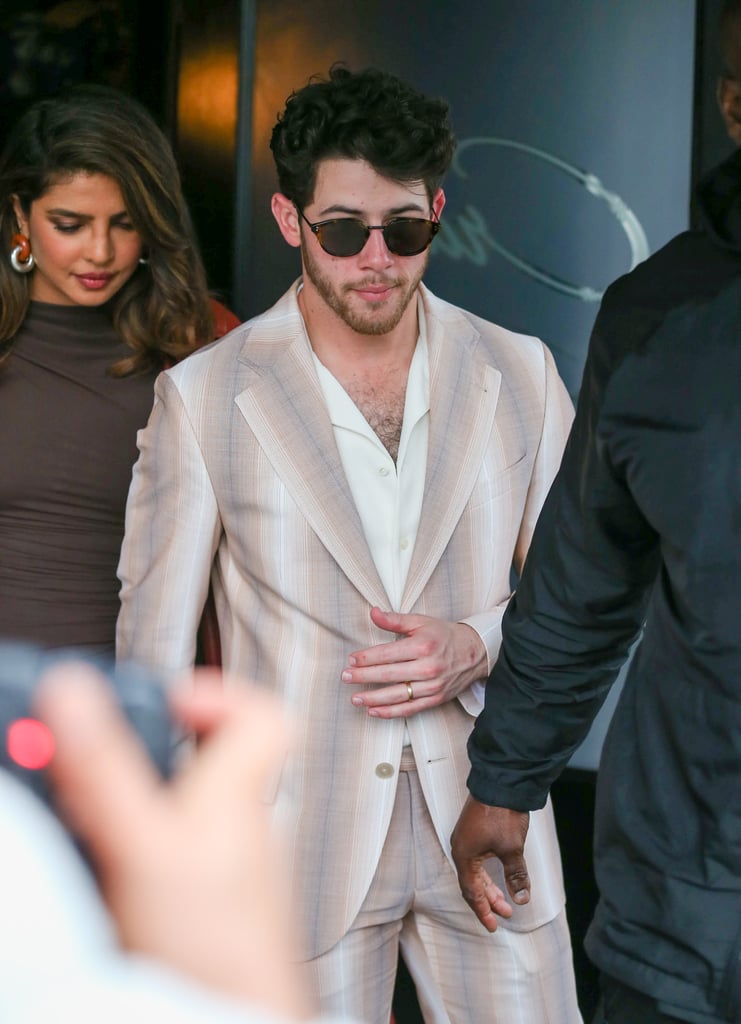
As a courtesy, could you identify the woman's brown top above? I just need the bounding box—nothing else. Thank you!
[0,301,158,651]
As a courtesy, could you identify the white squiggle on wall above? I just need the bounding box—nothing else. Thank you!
[436,137,650,303]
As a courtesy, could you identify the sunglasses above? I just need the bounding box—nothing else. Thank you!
[298,208,440,258]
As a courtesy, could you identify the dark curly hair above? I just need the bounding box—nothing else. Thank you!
[270,65,456,209]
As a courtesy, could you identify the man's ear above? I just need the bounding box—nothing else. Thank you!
[717,76,741,147]
[271,193,302,248]
[432,187,446,221]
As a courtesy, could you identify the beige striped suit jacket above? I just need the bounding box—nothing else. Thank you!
[117,281,575,959]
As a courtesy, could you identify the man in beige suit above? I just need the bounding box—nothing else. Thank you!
[117,66,581,1024]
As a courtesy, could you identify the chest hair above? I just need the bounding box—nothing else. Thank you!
[344,375,407,463]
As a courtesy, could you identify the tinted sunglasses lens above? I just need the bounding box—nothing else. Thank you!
[316,220,369,256]
[384,219,439,256]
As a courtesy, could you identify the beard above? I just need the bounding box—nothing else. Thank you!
[300,236,427,336]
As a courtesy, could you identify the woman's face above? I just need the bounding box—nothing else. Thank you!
[13,172,144,307]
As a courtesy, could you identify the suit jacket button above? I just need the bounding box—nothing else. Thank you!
[375,762,395,778]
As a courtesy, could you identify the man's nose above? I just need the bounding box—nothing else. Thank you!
[358,226,393,267]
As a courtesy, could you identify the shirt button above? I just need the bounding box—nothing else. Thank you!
[399,538,409,550]
[375,762,395,779]
[379,466,390,477]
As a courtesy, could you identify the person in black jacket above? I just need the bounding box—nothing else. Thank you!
[450,5,741,1023]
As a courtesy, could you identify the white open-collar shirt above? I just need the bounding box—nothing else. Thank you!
[312,297,430,612]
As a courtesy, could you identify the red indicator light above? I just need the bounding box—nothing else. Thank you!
[6,718,55,770]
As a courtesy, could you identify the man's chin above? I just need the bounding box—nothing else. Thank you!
[339,288,416,335]
[343,308,407,336]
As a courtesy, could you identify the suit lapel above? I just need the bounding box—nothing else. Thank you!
[401,293,502,611]
[234,289,389,608]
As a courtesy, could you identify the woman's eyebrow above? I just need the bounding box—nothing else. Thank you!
[44,208,130,219]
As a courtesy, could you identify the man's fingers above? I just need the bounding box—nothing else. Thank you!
[457,863,511,932]
[34,662,163,858]
[369,605,409,634]
[492,807,531,905]
[483,875,515,918]
[499,851,531,905]
[466,894,502,933]
[345,637,419,672]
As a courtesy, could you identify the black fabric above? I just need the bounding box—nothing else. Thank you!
[0,302,158,651]
[593,975,698,1024]
[467,147,741,1024]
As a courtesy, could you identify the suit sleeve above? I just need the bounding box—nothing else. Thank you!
[467,310,661,810]
[116,372,221,673]
[458,344,574,716]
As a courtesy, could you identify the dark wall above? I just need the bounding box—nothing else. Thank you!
[0,1,172,130]
[172,0,241,305]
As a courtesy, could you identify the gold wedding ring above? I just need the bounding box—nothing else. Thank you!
[406,682,415,701]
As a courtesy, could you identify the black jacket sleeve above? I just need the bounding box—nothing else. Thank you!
[467,283,662,811]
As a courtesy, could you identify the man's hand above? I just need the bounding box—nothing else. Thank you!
[34,663,313,1021]
[343,606,487,717]
[450,795,531,932]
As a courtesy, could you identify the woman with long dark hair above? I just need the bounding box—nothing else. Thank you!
[0,84,227,651]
